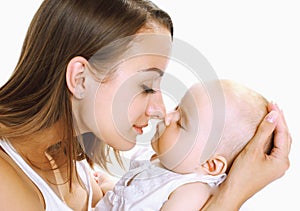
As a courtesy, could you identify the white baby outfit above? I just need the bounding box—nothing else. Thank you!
[96,147,226,211]
[0,140,94,211]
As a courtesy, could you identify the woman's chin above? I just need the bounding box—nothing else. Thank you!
[111,138,137,151]
[122,143,136,151]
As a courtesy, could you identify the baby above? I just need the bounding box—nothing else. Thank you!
[95,79,270,210]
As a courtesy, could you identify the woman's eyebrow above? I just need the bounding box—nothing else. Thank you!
[139,68,164,76]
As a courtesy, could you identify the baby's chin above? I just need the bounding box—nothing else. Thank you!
[150,138,158,152]
[160,158,200,174]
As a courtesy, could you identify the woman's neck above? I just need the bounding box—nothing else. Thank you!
[9,121,65,170]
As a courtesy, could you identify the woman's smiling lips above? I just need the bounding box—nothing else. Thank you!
[133,124,148,135]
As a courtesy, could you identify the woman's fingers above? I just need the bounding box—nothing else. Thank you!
[245,110,278,155]
[267,108,291,177]
[272,121,291,158]
[268,103,292,155]
[205,103,292,211]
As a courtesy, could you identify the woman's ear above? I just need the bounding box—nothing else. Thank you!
[66,56,88,99]
[201,155,227,176]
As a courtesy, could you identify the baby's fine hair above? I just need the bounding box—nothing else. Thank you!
[214,80,269,168]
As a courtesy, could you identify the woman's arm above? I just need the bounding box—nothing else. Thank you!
[201,103,291,211]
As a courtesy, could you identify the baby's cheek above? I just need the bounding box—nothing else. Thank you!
[157,133,181,169]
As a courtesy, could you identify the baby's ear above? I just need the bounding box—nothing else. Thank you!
[201,156,227,176]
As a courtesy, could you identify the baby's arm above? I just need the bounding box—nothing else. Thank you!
[161,182,210,211]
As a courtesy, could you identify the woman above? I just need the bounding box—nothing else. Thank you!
[0,0,291,210]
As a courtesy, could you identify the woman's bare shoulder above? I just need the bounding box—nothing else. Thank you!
[0,151,44,210]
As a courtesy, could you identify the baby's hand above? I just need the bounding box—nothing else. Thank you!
[93,171,103,184]
[93,171,116,194]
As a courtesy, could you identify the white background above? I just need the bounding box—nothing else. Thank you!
[0,1,299,210]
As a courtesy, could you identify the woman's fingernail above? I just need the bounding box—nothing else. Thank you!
[266,110,279,123]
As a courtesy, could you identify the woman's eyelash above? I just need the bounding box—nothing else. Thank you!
[141,84,156,94]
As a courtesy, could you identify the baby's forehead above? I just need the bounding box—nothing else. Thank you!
[184,81,250,109]
[186,80,249,100]
[186,83,207,96]
[181,83,213,110]
[186,82,219,102]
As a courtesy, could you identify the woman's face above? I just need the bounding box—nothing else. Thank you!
[79,26,172,151]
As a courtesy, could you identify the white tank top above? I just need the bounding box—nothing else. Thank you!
[0,140,93,211]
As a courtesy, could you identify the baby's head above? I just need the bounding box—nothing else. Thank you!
[151,79,268,175]
[210,80,269,171]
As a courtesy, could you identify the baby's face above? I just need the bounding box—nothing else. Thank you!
[151,83,214,173]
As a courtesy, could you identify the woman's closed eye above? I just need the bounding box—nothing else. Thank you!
[141,84,156,94]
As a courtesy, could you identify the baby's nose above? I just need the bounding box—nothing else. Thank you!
[164,110,180,126]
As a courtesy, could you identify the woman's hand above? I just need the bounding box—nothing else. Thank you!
[202,103,292,211]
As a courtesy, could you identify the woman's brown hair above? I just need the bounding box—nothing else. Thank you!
[0,0,173,190]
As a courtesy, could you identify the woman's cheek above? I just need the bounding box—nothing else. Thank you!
[128,94,148,122]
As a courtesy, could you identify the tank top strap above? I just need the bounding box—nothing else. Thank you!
[0,139,93,211]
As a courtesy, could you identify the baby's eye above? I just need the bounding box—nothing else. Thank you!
[141,84,156,94]
[174,106,185,129]
[177,121,185,129]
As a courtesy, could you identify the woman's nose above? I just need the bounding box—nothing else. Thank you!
[145,91,166,119]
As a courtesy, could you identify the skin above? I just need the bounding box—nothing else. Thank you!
[0,21,292,211]
[202,103,292,211]
[0,24,172,210]
[152,83,215,174]
[150,83,224,210]
[151,82,292,210]
[70,27,172,151]
[151,81,273,210]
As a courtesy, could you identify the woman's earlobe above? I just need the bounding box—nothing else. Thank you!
[66,56,88,99]
[201,155,227,176]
